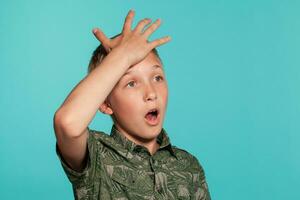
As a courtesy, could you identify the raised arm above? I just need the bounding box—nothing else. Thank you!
[53,10,171,172]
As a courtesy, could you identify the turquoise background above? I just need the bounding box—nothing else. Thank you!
[1,0,299,199]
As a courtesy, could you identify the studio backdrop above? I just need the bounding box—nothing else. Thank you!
[0,0,299,199]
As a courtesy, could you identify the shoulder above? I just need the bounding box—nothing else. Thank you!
[172,145,205,173]
[88,127,108,139]
[171,147,211,197]
[172,145,196,160]
[87,127,112,143]
[84,127,113,153]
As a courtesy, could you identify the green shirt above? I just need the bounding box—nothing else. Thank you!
[56,125,211,200]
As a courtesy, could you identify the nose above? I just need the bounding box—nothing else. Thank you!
[144,83,157,102]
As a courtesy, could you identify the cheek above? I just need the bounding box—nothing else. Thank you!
[159,85,168,103]
[122,96,139,109]
[110,91,142,115]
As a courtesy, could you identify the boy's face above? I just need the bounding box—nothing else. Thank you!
[101,52,168,145]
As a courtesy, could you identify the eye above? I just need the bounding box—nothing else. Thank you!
[126,81,136,88]
[154,75,164,82]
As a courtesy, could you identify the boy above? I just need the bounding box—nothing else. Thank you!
[54,9,211,200]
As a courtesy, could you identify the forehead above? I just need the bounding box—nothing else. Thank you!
[123,64,162,77]
[123,52,163,76]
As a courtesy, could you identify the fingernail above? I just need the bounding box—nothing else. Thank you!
[92,28,98,34]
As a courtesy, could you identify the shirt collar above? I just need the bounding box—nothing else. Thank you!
[110,124,177,159]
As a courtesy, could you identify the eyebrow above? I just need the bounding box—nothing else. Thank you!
[123,65,162,76]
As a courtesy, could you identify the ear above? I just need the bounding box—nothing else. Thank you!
[99,100,114,115]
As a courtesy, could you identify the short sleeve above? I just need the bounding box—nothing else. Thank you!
[56,127,98,187]
[191,156,211,200]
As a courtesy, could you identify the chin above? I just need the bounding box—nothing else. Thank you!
[142,125,162,139]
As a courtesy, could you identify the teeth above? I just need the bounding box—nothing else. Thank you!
[146,108,158,117]
[149,109,157,114]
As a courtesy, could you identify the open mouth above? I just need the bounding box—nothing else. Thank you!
[144,108,160,125]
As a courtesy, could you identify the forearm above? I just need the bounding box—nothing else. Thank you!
[55,47,129,137]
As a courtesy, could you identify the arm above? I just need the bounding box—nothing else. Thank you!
[53,10,171,172]
[53,47,130,172]
[192,156,211,200]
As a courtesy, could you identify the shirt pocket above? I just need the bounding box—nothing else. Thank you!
[109,165,139,193]
[111,170,137,188]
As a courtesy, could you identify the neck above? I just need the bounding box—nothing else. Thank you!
[145,140,160,155]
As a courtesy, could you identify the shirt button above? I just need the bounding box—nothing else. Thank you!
[157,186,163,193]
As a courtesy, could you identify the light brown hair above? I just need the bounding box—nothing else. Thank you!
[88,34,163,74]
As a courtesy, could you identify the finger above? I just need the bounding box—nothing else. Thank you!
[122,9,135,34]
[149,36,172,49]
[111,36,122,48]
[143,19,161,38]
[134,18,152,33]
[92,28,111,52]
